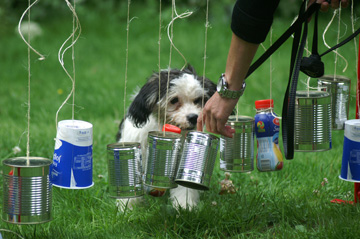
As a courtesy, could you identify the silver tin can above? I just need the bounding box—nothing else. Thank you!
[2,157,52,224]
[145,131,182,189]
[175,131,219,190]
[220,115,255,172]
[107,142,143,198]
[318,75,351,130]
[294,91,332,152]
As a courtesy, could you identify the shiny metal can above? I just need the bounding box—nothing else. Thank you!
[220,115,255,172]
[318,75,351,130]
[294,91,332,152]
[145,131,182,189]
[175,131,219,190]
[2,157,52,224]
[107,142,143,198]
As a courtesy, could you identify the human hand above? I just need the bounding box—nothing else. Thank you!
[197,92,238,138]
[308,0,349,12]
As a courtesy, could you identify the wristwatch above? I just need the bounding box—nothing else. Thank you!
[217,73,246,99]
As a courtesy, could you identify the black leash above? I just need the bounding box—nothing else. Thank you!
[244,1,360,159]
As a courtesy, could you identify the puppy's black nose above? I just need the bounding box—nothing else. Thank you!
[187,113,198,126]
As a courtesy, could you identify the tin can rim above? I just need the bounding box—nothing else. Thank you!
[148,131,182,139]
[296,90,330,98]
[227,115,254,124]
[318,75,351,83]
[3,157,52,167]
[107,142,141,150]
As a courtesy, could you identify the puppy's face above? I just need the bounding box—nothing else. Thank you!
[159,73,208,130]
[127,65,216,130]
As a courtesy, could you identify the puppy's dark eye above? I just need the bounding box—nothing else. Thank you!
[194,97,204,105]
[170,97,179,104]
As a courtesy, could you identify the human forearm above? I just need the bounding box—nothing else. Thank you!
[224,33,259,91]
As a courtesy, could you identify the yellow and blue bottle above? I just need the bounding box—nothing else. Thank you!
[254,99,283,172]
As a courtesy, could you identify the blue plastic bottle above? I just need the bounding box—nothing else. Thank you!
[254,99,283,172]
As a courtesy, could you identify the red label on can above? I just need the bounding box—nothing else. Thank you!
[273,118,280,126]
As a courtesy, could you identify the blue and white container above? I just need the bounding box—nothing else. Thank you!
[51,120,93,189]
[340,119,360,182]
[254,99,283,172]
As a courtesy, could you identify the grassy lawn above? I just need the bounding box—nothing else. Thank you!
[1,2,359,238]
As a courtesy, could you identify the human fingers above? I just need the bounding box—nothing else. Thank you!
[318,0,330,12]
[323,0,349,10]
[197,111,204,132]
[340,0,349,8]
[217,122,235,138]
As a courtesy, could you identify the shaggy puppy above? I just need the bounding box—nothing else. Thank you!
[116,64,216,210]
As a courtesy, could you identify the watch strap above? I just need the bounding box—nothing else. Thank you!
[218,74,245,99]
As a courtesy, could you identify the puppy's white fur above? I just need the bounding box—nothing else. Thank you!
[116,65,216,211]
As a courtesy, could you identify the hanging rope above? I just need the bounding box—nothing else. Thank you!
[163,0,175,129]
[163,0,193,128]
[124,0,131,121]
[351,0,358,70]
[322,9,348,74]
[18,0,45,61]
[26,0,31,161]
[17,0,45,163]
[71,1,77,120]
[55,0,81,129]
[166,1,193,71]
[357,35,360,119]
[158,0,162,129]
[202,0,210,110]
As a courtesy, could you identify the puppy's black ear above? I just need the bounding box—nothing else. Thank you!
[185,64,197,75]
[128,73,160,127]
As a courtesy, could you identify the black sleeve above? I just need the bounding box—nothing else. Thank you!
[231,0,280,44]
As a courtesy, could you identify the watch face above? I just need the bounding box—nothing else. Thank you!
[217,77,224,92]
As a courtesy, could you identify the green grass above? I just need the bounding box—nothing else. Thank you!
[1,2,360,238]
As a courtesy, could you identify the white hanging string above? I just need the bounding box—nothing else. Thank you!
[351,0,358,68]
[202,0,210,110]
[17,0,45,163]
[71,1,77,120]
[351,0,360,118]
[55,0,81,129]
[163,0,193,128]
[18,0,45,61]
[26,0,32,162]
[166,1,193,71]
[158,0,162,129]
[322,9,348,74]
[259,28,281,120]
[163,0,175,129]
[333,8,341,77]
[124,0,132,121]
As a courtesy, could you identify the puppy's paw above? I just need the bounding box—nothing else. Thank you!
[116,197,143,212]
[170,185,200,210]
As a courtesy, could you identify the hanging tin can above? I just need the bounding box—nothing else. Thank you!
[175,131,219,190]
[144,131,182,189]
[294,91,332,151]
[318,75,350,130]
[107,142,143,198]
[220,115,255,172]
[2,157,52,224]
